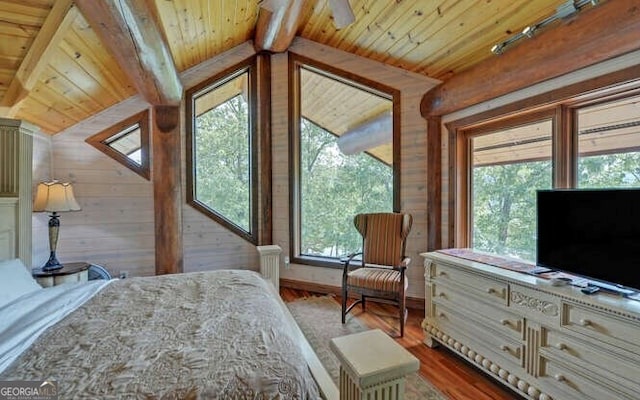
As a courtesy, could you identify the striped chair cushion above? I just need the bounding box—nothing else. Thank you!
[347,267,408,293]
[354,213,412,266]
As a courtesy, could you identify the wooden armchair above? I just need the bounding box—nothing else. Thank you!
[341,212,413,337]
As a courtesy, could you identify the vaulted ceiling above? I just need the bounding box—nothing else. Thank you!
[0,0,609,135]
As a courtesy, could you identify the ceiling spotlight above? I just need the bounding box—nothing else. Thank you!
[491,43,504,55]
[522,25,536,38]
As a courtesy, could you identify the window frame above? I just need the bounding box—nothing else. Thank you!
[185,56,260,244]
[86,109,151,180]
[288,54,401,268]
[447,74,640,250]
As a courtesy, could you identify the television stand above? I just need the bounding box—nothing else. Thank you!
[421,251,640,400]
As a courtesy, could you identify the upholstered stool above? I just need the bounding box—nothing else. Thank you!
[330,329,419,400]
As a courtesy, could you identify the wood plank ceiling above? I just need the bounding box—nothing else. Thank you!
[0,0,588,135]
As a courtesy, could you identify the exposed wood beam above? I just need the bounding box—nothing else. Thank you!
[421,0,640,117]
[426,116,441,251]
[337,112,392,155]
[152,105,183,275]
[254,0,305,52]
[75,0,182,106]
[1,0,76,114]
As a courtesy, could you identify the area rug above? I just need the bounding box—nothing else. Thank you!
[287,295,446,400]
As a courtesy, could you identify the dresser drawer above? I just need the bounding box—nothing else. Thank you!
[543,329,640,390]
[432,262,508,306]
[539,356,633,400]
[562,302,640,352]
[431,303,525,369]
[433,282,524,340]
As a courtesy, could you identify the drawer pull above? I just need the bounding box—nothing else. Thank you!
[500,345,509,351]
[438,312,446,318]
[554,343,567,351]
[554,374,566,382]
[487,288,496,294]
[437,271,447,277]
[500,319,509,325]
[579,319,592,327]
[438,292,447,298]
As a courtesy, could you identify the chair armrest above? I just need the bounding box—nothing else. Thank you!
[341,252,362,273]
[395,257,411,271]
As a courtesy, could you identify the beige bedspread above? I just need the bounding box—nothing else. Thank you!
[1,269,320,399]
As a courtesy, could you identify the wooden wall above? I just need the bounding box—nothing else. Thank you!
[48,96,154,277]
[273,38,440,299]
[41,43,261,278]
[31,131,53,266]
[34,38,440,300]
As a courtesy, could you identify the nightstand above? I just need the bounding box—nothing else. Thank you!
[32,262,91,288]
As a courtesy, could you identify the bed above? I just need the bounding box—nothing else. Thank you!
[0,258,333,399]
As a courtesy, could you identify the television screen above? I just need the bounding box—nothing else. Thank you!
[536,188,640,291]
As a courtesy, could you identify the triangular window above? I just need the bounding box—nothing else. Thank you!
[86,110,150,180]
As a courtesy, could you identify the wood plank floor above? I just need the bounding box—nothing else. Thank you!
[281,287,522,400]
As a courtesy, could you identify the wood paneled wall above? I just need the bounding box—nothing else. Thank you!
[273,38,440,299]
[41,42,261,278]
[31,132,52,266]
[49,96,154,277]
[37,38,440,299]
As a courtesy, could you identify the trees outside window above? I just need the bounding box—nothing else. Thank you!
[300,118,392,258]
[455,88,640,261]
[186,61,258,244]
[470,120,552,261]
[291,61,399,266]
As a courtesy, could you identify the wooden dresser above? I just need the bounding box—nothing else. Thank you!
[421,251,640,400]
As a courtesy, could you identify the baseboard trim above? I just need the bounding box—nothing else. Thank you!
[280,278,425,310]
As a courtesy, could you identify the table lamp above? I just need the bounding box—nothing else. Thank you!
[33,181,81,271]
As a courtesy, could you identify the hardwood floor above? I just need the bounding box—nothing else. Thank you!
[281,287,522,400]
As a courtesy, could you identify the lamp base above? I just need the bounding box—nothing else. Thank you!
[41,251,63,271]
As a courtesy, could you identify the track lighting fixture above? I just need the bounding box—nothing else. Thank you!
[490,0,600,55]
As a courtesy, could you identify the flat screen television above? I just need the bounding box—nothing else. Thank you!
[536,188,640,292]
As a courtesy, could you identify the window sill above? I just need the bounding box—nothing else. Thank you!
[292,255,345,270]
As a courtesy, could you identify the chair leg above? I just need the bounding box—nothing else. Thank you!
[361,295,366,311]
[342,286,348,324]
[399,297,406,337]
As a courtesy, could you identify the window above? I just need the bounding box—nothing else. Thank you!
[452,85,640,260]
[86,110,150,179]
[577,94,640,188]
[186,59,258,243]
[468,118,553,260]
[290,60,399,266]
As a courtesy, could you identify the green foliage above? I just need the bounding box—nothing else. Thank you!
[194,94,251,232]
[472,151,640,261]
[473,160,552,261]
[300,119,393,257]
[578,152,640,188]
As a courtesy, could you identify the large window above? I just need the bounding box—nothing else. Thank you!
[291,61,399,266]
[186,59,258,243]
[470,118,553,260]
[453,86,640,261]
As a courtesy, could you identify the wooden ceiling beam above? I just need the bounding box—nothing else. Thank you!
[0,0,76,114]
[75,0,182,106]
[254,0,306,52]
[421,0,640,117]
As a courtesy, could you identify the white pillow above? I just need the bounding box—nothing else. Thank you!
[0,259,42,308]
